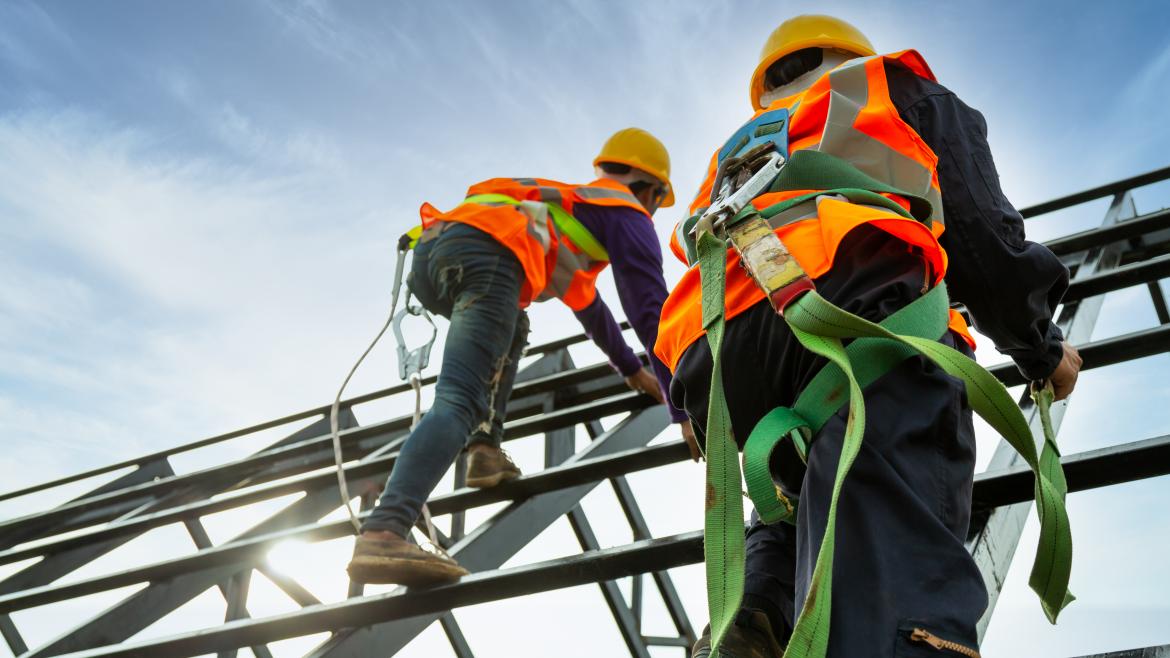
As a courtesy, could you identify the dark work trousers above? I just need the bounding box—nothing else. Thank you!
[362,223,530,537]
[670,226,988,655]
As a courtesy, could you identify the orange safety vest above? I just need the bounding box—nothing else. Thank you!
[420,177,651,310]
[655,50,974,372]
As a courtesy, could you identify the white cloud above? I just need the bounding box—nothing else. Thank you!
[0,108,418,484]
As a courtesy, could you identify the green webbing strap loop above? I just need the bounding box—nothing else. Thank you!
[742,407,807,524]
[777,291,1073,658]
[697,228,745,657]
[740,283,950,526]
[770,150,935,225]
[679,186,915,267]
[463,192,610,262]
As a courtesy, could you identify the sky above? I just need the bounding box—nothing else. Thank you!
[2,0,1170,656]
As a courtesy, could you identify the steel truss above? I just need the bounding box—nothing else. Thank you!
[2,165,1169,657]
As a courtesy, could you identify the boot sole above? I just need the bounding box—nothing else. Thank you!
[465,470,520,489]
[346,555,468,586]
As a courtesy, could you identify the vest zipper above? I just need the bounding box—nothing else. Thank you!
[909,628,981,658]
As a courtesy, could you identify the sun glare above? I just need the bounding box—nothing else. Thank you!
[266,540,314,577]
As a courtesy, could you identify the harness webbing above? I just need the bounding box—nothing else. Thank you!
[696,213,1074,657]
[462,192,610,262]
[697,229,745,654]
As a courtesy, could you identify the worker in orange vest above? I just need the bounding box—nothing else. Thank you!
[348,128,693,586]
[655,16,1082,657]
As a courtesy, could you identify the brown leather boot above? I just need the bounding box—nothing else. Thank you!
[691,610,785,658]
[465,445,521,488]
[346,533,468,586]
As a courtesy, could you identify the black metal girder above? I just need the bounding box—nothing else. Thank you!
[0,444,690,617]
[1045,208,1170,257]
[987,322,1170,388]
[47,429,1170,658]
[305,408,669,658]
[0,329,620,505]
[0,390,654,567]
[1019,165,1170,218]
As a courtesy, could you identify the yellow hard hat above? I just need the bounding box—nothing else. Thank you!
[749,15,875,110]
[593,127,675,208]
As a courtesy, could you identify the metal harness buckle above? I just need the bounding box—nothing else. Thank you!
[392,290,437,383]
[695,144,815,314]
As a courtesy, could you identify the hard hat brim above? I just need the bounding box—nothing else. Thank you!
[749,38,876,110]
[593,156,675,208]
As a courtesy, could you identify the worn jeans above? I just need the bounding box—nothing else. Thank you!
[671,226,987,655]
[362,223,530,536]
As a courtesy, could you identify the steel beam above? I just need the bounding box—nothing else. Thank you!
[52,528,703,658]
[1075,648,1170,658]
[972,433,1170,509]
[0,363,618,541]
[987,322,1170,389]
[1019,164,1170,218]
[1044,207,1170,257]
[0,458,174,553]
[0,613,28,656]
[438,613,475,658]
[1148,281,1170,324]
[567,505,652,658]
[0,440,689,614]
[0,327,614,506]
[305,407,669,658]
[970,192,1134,638]
[1,315,1159,616]
[8,426,1163,621]
[0,412,362,551]
[1061,254,1170,303]
[16,426,1170,657]
[23,472,384,657]
[0,390,654,567]
[610,476,696,648]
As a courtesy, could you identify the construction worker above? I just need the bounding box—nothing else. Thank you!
[347,128,692,586]
[654,16,1083,657]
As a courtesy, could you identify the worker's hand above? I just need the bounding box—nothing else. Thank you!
[680,420,702,461]
[624,368,665,404]
[1048,341,1083,401]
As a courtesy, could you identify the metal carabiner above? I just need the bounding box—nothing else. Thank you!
[692,148,787,239]
[392,289,437,382]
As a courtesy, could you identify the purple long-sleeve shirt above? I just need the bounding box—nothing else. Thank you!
[570,204,688,423]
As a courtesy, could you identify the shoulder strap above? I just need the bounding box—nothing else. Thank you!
[463,192,609,262]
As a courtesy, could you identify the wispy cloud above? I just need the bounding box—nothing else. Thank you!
[0,108,415,486]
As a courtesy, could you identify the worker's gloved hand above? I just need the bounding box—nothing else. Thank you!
[679,420,702,461]
[1048,341,1083,401]
[624,368,665,404]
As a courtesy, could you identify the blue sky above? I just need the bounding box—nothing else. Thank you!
[2,1,1170,656]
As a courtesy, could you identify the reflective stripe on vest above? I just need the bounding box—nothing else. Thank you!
[655,50,969,372]
[685,50,942,230]
[420,177,647,309]
[463,192,610,310]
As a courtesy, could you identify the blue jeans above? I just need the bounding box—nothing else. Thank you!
[362,223,530,536]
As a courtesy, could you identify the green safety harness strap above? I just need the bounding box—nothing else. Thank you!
[697,228,746,655]
[742,282,951,525]
[463,192,610,262]
[697,202,1073,657]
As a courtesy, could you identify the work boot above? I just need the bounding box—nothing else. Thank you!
[691,609,785,658]
[464,445,521,488]
[346,533,469,586]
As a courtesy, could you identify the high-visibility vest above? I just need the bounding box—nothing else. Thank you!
[655,50,974,372]
[419,177,650,310]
